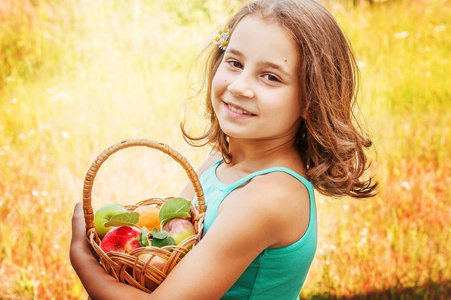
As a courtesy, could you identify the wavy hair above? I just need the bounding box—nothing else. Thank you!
[182,0,377,198]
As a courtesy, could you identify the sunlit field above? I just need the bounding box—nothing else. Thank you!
[1,0,450,299]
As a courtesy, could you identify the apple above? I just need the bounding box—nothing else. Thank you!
[138,254,167,291]
[100,226,141,254]
[139,254,166,271]
[163,218,196,245]
[94,203,127,239]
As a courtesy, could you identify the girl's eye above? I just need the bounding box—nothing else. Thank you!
[264,74,281,82]
[227,60,242,68]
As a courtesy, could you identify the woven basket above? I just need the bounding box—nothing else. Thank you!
[82,139,206,292]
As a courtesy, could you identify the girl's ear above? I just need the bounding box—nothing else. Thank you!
[299,103,308,119]
[298,117,306,130]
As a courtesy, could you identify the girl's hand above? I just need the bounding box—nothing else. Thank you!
[70,202,93,263]
[70,202,149,299]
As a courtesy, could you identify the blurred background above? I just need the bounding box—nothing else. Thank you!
[0,0,449,299]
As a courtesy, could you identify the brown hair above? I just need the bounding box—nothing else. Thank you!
[182,0,377,198]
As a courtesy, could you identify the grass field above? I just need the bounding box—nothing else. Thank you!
[0,0,450,299]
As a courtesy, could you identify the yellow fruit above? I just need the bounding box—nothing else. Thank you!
[134,205,161,231]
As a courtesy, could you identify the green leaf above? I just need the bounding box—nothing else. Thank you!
[104,212,139,227]
[139,227,150,247]
[151,228,169,239]
[151,228,175,247]
[159,197,191,226]
[151,235,176,248]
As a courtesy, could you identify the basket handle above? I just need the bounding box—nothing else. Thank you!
[82,139,206,238]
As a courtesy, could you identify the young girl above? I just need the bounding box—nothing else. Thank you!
[70,0,377,299]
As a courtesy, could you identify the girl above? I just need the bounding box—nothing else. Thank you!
[70,0,377,299]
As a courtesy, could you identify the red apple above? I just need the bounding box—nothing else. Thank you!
[100,226,141,254]
[163,218,196,245]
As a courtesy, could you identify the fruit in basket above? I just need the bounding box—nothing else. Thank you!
[134,205,161,231]
[163,218,196,245]
[138,253,167,291]
[139,253,166,271]
[100,226,141,254]
[94,203,128,238]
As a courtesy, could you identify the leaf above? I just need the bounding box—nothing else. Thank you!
[151,228,169,239]
[151,228,175,247]
[159,197,191,226]
[151,235,176,248]
[104,212,139,227]
[139,227,150,247]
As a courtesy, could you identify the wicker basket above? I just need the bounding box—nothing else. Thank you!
[82,139,206,292]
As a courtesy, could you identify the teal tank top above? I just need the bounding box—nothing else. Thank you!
[194,160,317,300]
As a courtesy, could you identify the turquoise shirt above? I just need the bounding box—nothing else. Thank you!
[195,160,317,300]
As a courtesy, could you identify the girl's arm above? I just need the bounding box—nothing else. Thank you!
[149,172,310,299]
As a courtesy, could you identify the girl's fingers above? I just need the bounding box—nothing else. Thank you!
[71,202,86,241]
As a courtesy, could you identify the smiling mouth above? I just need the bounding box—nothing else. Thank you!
[226,103,254,116]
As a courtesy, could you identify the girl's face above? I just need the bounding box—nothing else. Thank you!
[212,16,301,143]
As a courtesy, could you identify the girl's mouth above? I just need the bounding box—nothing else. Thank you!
[226,103,254,116]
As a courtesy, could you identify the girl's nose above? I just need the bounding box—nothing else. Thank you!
[227,73,255,99]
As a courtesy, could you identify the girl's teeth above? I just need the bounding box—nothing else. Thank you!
[228,104,250,115]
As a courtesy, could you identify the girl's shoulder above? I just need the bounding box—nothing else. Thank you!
[178,152,222,199]
[222,170,312,248]
[196,152,222,177]
[244,170,310,206]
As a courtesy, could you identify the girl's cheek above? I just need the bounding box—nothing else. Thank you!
[212,68,227,91]
[211,73,222,101]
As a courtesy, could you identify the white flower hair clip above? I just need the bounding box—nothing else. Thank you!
[214,28,229,50]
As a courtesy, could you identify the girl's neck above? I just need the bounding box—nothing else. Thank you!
[215,137,306,185]
[226,137,302,171]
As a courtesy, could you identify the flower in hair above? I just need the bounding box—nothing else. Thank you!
[214,28,229,50]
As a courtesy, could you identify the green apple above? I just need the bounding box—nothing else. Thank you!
[94,203,127,239]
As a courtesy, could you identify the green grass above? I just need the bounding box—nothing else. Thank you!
[0,0,449,299]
